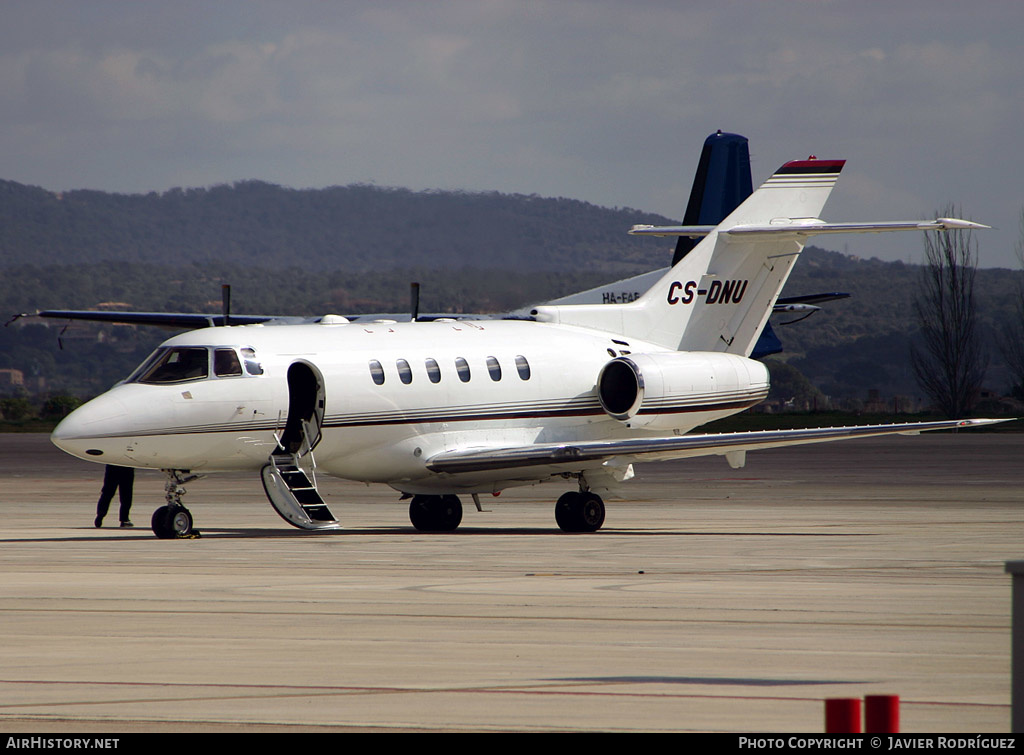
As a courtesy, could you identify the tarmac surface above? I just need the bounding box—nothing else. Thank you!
[0,430,1022,733]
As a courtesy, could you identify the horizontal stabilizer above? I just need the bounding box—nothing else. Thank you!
[629,224,717,238]
[630,217,989,238]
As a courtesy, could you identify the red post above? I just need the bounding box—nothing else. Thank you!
[865,695,900,733]
[825,698,862,733]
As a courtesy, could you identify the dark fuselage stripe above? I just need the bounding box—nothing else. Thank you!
[67,396,765,440]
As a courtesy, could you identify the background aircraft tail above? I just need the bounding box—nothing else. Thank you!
[533,158,845,356]
[672,130,753,265]
[544,130,754,308]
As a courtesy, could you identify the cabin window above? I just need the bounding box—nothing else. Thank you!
[137,347,209,384]
[397,359,413,385]
[214,348,243,377]
[369,360,385,385]
[515,355,531,380]
[241,347,264,375]
[486,356,502,381]
[455,357,471,383]
[425,358,441,383]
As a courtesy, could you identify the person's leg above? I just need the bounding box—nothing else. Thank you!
[95,466,118,526]
[117,468,134,525]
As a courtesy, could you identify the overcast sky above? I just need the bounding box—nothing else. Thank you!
[3,0,1022,268]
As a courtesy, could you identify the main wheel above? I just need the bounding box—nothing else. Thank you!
[555,491,605,533]
[409,495,463,532]
[151,505,193,539]
[436,495,463,531]
[578,492,605,532]
[555,491,583,532]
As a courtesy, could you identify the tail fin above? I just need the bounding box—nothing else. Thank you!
[673,131,753,264]
[653,158,845,354]
[533,159,845,355]
[543,130,753,308]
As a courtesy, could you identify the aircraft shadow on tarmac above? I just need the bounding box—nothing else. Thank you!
[0,526,870,543]
[557,675,868,687]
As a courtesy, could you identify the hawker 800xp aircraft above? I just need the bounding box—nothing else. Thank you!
[51,155,998,538]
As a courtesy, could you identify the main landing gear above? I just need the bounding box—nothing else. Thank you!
[554,490,606,533]
[409,494,463,532]
[152,470,201,539]
[405,488,605,533]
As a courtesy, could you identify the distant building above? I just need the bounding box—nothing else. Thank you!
[0,369,25,387]
[864,389,922,414]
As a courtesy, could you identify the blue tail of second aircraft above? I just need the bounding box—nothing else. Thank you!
[541,130,756,309]
[672,130,753,265]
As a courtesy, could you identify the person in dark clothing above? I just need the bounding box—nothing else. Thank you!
[94,465,134,528]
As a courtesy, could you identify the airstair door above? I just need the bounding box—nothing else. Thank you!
[278,360,325,457]
[260,360,340,530]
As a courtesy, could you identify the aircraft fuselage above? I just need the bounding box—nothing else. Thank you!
[52,318,769,495]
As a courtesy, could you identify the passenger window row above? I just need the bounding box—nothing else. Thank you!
[369,355,531,386]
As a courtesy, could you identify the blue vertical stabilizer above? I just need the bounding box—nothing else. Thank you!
[751,321,783,360]
[673,131,753,265]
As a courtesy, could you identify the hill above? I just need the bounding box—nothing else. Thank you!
[0,179,667,276]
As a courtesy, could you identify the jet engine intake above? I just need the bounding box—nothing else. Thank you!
[597,352,769,429]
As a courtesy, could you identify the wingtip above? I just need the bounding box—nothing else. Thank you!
[935,218,991,230]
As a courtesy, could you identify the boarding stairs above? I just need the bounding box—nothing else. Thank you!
[260,451,341,530]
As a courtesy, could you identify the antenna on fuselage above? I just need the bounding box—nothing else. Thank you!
[221,284,231,327]
[410,282,420,322]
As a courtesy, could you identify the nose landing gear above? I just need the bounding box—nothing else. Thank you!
[152,470,202,539]
[152,505,194,539]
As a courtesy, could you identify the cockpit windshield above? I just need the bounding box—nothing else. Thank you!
[136,347,209,384]
[126,346,263,384]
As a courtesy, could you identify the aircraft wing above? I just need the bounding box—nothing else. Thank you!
[20,310,278,329]
[23,295,847,329]
[14,309,488,329]
[426,418,1009,475]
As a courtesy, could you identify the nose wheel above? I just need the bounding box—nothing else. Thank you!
[152,505,194,539]
[153,469,202,539]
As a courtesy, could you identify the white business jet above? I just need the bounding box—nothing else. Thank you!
[51,157,998,538]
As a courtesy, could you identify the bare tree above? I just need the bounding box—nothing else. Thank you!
[911,206,987,418]
[1002,211,1024,398]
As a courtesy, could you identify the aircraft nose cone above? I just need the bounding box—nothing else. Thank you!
[51,394,130,460]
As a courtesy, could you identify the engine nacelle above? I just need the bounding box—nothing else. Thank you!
[597,351,770,429]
